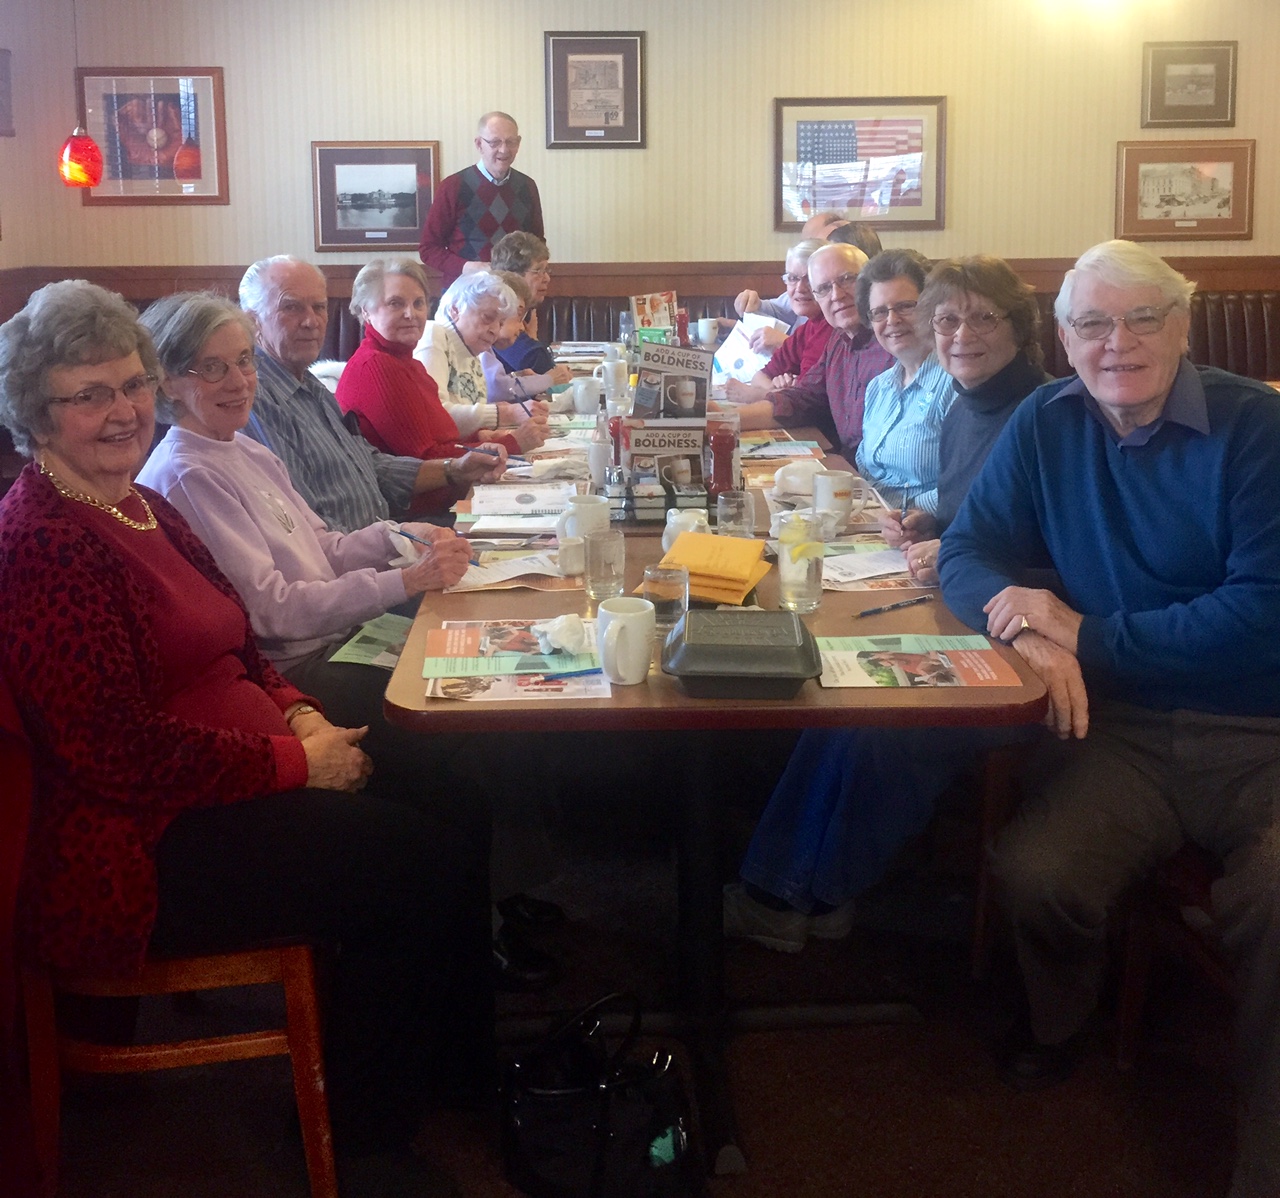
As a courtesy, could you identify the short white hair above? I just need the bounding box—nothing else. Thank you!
[785,238,828,275]
[1055,240,1195,326]
[239,254,320,317]
[806,242,869,280]
[439,270,517,321]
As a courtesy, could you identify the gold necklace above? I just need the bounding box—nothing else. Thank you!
[38,460,158,531]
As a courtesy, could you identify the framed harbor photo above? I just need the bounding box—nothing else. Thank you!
[76,67,228,205]
[1116,140,1254,241]
[1142,41,1237,128]
[312,141,440,252]
[544,31,645,149]
[774,96,946,232]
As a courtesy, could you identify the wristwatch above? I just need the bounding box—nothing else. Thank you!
[442,457,458,486]
[287,704,319,724]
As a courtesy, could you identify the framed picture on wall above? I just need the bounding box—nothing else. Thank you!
[774,96,946,232]
[75,67,228,205]
[544,31,646,149]
[1116,140,1254,241]
[1142,42,1237,128]
[311,141,440,252]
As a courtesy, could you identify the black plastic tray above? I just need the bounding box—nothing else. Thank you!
[660,609,822,699]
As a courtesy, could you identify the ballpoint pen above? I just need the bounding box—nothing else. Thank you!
[394,527,480,566]
[855,594,935,618]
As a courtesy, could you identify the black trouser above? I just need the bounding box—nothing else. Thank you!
[150,787,494,1154]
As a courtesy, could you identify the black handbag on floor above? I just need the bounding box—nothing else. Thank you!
[501,992,702,1198]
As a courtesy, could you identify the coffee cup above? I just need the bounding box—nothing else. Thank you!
[593,359,628,399]
[572,377,602,414]
[811,469,863,526]
[557,535,585,576]
[660,458,693,487]
[665,378,698,413]
[596,597,656,686]
[697,317,719,347]
[556,494,611,541]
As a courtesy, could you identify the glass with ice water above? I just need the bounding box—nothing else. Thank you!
[776,512,823,614]
[584,530,626,601]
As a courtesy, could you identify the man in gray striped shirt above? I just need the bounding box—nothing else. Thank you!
[239,255,500,532]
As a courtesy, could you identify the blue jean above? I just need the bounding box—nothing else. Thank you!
[740,724,1033,913]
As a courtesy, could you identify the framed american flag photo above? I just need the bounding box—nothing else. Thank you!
[774,96,946,233]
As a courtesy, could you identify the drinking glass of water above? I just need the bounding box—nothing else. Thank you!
[642,564,690,633]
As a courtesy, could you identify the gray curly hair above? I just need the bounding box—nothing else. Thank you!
[349,258,432,321]
[0,280,158,456]
[438,270,518,322]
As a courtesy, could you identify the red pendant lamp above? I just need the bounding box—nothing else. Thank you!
[58,0,103,187]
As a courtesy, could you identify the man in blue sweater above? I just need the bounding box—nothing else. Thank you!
[940,239,1280,1198]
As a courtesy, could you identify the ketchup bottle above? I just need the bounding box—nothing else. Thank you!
[706,408,740,500]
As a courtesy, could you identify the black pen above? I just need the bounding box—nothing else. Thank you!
[855,594,935,618]
[395,527,480,566]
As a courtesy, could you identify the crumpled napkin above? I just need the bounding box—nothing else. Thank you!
[386,523,423,568]
[531,456,591,481]
[531,614,590,655]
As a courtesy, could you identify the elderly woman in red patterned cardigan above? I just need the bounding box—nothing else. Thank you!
[0,280,493,1175]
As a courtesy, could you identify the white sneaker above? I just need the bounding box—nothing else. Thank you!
[722,883,807,952]
[807,899,857,940]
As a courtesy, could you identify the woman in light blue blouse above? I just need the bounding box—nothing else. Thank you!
[853,249,955,513]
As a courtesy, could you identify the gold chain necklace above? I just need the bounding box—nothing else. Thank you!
[38,460,158,531]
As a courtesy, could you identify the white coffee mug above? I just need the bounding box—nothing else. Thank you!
[697,317,718,347]
[556,494,611,541]
[665,378,698,412]
[661,507,710,552]
[596,597,657,686]
[660,458,693,487]
[572,377,603,414]
[557,535,585,576]
[593,359,628,399]
[811,469,864,523]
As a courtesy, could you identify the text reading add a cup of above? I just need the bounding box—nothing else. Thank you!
[556,493,611,541]
[596,596,657,685]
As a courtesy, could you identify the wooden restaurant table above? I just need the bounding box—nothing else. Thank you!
[384,535,1047,1175]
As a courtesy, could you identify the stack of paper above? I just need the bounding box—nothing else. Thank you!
[660,531,770,605]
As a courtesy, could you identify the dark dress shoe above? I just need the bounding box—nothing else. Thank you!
[493,926,561,992]
[497,893,568,929]
[996,1017,1085,1091]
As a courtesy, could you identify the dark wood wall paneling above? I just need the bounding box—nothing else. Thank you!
[3,258,1279,325]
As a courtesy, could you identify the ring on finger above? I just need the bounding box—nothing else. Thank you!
[1018,616,1030,633]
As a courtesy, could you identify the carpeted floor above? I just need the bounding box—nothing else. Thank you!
[54,789,1236,1197]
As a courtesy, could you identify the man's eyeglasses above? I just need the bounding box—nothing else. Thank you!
[187,351,258,383]
[781,272,810,287]
[479,136,521,150]
[46,373,156,411]
[811,272,860,300]
[1065,304,1176,341]
[868,300,918,324]
[931,310,1007,336]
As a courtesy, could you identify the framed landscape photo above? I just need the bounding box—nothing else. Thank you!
[1116,140,1254,241]
[312,141,439,252]
[545,31,645,149]
[774,96,946,232]
[76,67,228,205]
[1142,41,1237,128]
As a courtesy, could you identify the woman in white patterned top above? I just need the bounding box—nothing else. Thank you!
[415,271,548,452]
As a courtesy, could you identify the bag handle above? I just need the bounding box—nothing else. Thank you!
[543,990,643,1081]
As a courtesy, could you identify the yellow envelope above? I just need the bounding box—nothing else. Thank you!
[661,531,765,586]
[684,559,772,605]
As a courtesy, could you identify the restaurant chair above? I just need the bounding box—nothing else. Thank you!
[1114,844,1233,1070]
[0,675,338,1198]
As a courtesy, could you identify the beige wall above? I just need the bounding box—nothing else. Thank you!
[0,0,1275,269]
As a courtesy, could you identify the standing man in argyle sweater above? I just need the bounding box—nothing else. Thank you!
[419,112,545,289]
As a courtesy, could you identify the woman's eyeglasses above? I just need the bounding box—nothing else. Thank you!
[930,311,1007,336]
[186,351,258,383]
[46,374,157,410]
